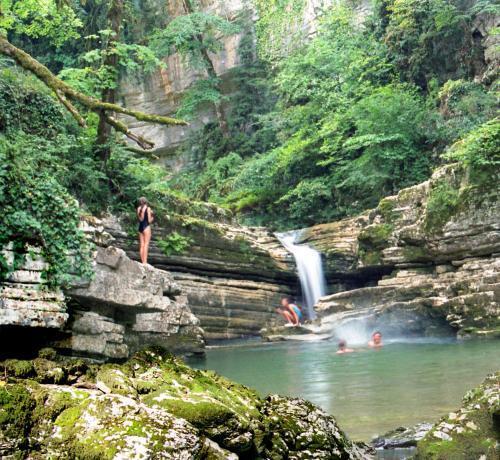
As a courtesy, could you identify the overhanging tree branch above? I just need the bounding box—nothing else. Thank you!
[0,35,187,149]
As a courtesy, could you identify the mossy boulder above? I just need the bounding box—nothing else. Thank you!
[415,372,500,459]
[0,347,371,459]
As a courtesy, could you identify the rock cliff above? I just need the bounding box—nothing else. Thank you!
[0,228,204,360]
[0,347,373,459]
[104,216,297,341]
[277,163,500,339]
[119,0,372,166]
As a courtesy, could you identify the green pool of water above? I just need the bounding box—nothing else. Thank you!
[189,339,499,441]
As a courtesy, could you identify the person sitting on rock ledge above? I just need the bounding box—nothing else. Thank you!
[276,297,303,326]
[336,340,354,354]
[368,331,383,348]
[137,196,154,264]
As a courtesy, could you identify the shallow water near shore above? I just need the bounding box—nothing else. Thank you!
[189,338,499,442]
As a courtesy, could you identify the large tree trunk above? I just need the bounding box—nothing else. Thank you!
[96,0,124,162]
[182,0,230,138]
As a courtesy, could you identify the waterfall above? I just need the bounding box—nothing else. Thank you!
[277,230,327,320]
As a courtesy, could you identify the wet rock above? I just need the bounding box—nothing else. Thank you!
[372,423,433,449]
[415,372,500,459]
[0,347,373,459]
[302,164,500,339]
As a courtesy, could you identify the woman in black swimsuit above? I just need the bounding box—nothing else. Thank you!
[137,197,154,264]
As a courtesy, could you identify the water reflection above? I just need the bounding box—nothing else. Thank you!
[190,339,500,441]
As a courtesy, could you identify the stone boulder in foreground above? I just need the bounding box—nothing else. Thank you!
[415,372,500,459]
[0,348,372,459]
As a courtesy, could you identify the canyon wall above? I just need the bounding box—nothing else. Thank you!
[104,216,298,341]
[0,225,204,360]
[299,164,500,339]
[119,0,371,169]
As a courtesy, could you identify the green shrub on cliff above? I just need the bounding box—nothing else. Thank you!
[443,118,500,175]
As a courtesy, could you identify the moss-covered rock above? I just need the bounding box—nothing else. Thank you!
[415,372,500,459]
[0,347,372,459]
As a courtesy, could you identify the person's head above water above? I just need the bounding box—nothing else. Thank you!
[336,339,354,354]
[138,196,148,207]
[369,331,383,347]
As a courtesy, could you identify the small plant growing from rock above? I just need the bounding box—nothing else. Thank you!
[157,232,193,256]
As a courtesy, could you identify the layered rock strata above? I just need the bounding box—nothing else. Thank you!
[0,228,205,359]
[63,245,204,359]
[0,245,67,330]
[290,164,499,339]
[104,216,297,341]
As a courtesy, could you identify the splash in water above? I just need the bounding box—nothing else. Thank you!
[277,230,326,320]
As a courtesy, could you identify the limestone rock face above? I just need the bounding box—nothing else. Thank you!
[0,348,374,459]
[299,164,500,338]
[119,0,372,166]
[66,246,205,359]
[0,237,205,359]
[415,372,500,459]
[0,245,67,329]
[106,217,297,341]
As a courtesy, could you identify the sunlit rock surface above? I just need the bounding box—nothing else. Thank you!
[415,372,500,459]
[0,347,373,459]
[64,245,205,359]
[0,223,205,359]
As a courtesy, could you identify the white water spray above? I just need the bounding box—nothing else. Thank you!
[277,230,327,320]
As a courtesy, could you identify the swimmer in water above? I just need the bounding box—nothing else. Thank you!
[276,297,302,326]
[368,331,383,348]
[336,340,354,354]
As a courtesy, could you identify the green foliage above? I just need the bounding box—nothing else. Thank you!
[254,0,306,64]
[424,180,461,233]
[443,118,500,171]
[431,79,498,148]
[151,11,238,67]
[175,77,224,120]
[157,232,193,257]
[381,0,499,88]
[0,134,93,286]
[0,0,82,45]
[171,0,498,230]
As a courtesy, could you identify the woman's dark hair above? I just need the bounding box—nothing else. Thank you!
[338,340,346,348]
[283,296,295,303]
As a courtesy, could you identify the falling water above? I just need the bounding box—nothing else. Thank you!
[277,230,327,320]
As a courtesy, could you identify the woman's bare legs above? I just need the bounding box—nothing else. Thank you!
[276,308,295,325]
[142,226,152,264]
[139,231,145,264]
